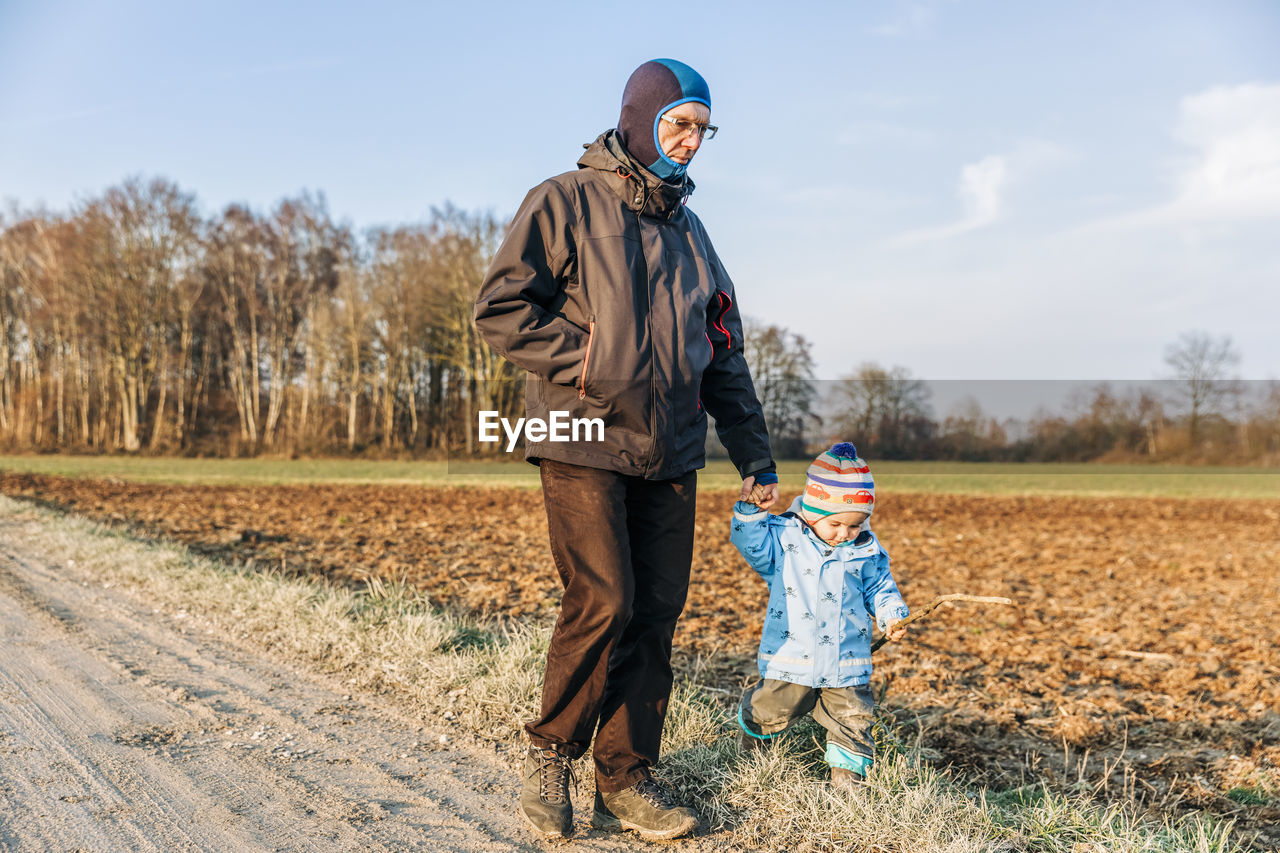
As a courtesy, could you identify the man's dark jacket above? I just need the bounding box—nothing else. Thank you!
[474,131,773,481]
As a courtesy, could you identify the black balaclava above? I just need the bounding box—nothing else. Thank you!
[616,58,711,182]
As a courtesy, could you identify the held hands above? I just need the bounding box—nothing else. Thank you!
[740,475,779,509]
[884,620,908,643]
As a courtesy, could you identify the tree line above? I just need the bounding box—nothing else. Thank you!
[1,177,520,456]
[3,177,1276,463]
[723,327,1280,465]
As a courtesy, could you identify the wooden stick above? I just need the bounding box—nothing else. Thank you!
[870,593,1014,652]
[1115,649,1175,662]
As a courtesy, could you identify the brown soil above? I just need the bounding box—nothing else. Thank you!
[3,471,1278,848]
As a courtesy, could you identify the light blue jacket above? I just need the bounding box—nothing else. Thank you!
[730,499,910,688]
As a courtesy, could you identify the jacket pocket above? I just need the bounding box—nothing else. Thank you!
[578,318,596,401]
[708,288,733,351]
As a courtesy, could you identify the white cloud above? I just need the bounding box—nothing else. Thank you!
[1173,83,1280,217]
[888,154,1008,246]
[959,156,1006,224]
[1093,82,1280,229]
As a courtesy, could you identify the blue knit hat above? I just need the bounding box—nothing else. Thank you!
[617,58,711,181]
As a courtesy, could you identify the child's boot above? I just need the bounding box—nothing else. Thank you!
[737,706,775,753]
[738,728,772,753]
[826,743,873,791]
[830,766,865,790]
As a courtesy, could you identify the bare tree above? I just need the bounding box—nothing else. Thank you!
[742,318,818,457]
[829,362,932,458]
[428,206,517,454]
[65,178,202,452]
[1163,331,1240,447]
[260,194,345,448]
[938,396,1005,460]
[368,225,439,450]
[0,215,30,444]
[332,262,372,452]
[205,204,268,449]
[169,216,207,450]
[1249,381,1280,460]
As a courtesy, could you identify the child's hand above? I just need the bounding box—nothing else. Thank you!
[740,476,779,509]
[884,620,908,642]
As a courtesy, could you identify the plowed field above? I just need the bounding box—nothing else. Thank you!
[3,471,1278,847]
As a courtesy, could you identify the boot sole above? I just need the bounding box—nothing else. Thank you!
[519,804,572,841]
[591,809,698,841]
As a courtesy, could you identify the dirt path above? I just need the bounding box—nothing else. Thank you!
[0,510,710,852]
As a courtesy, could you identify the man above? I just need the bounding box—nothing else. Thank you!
[474,58,779,842]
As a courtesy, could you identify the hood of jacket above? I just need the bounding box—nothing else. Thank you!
[577,130,694,221]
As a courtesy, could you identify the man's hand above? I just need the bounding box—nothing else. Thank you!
[884,620,907,643]
[740,475,779,509]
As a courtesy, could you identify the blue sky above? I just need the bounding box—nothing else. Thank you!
[3,0,1278,403]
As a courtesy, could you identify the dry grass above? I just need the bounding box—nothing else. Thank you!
[654,687,1242,852]
[0,494,1250,853]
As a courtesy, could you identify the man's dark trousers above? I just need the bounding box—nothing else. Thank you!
[528,458,697,793]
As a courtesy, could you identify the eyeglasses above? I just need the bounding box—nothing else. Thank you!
[657,113,718,140]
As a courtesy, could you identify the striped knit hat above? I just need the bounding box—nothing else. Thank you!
[800,443,875,519]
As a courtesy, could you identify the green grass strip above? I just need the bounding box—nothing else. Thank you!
[4,455,1280,499]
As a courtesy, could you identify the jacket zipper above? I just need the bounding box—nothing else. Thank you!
[578,319,596,400]
[636,210,657,476]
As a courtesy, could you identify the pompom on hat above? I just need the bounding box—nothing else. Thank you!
[800,442,875,520]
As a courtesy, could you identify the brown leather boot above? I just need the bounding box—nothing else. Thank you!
[519,745,575,838]
[592,775,699,841]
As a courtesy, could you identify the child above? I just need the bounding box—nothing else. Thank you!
[731,442,909,787]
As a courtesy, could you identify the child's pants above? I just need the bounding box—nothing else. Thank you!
[738,678,877,774]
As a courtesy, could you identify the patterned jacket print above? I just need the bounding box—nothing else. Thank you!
[730,498,910,688]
